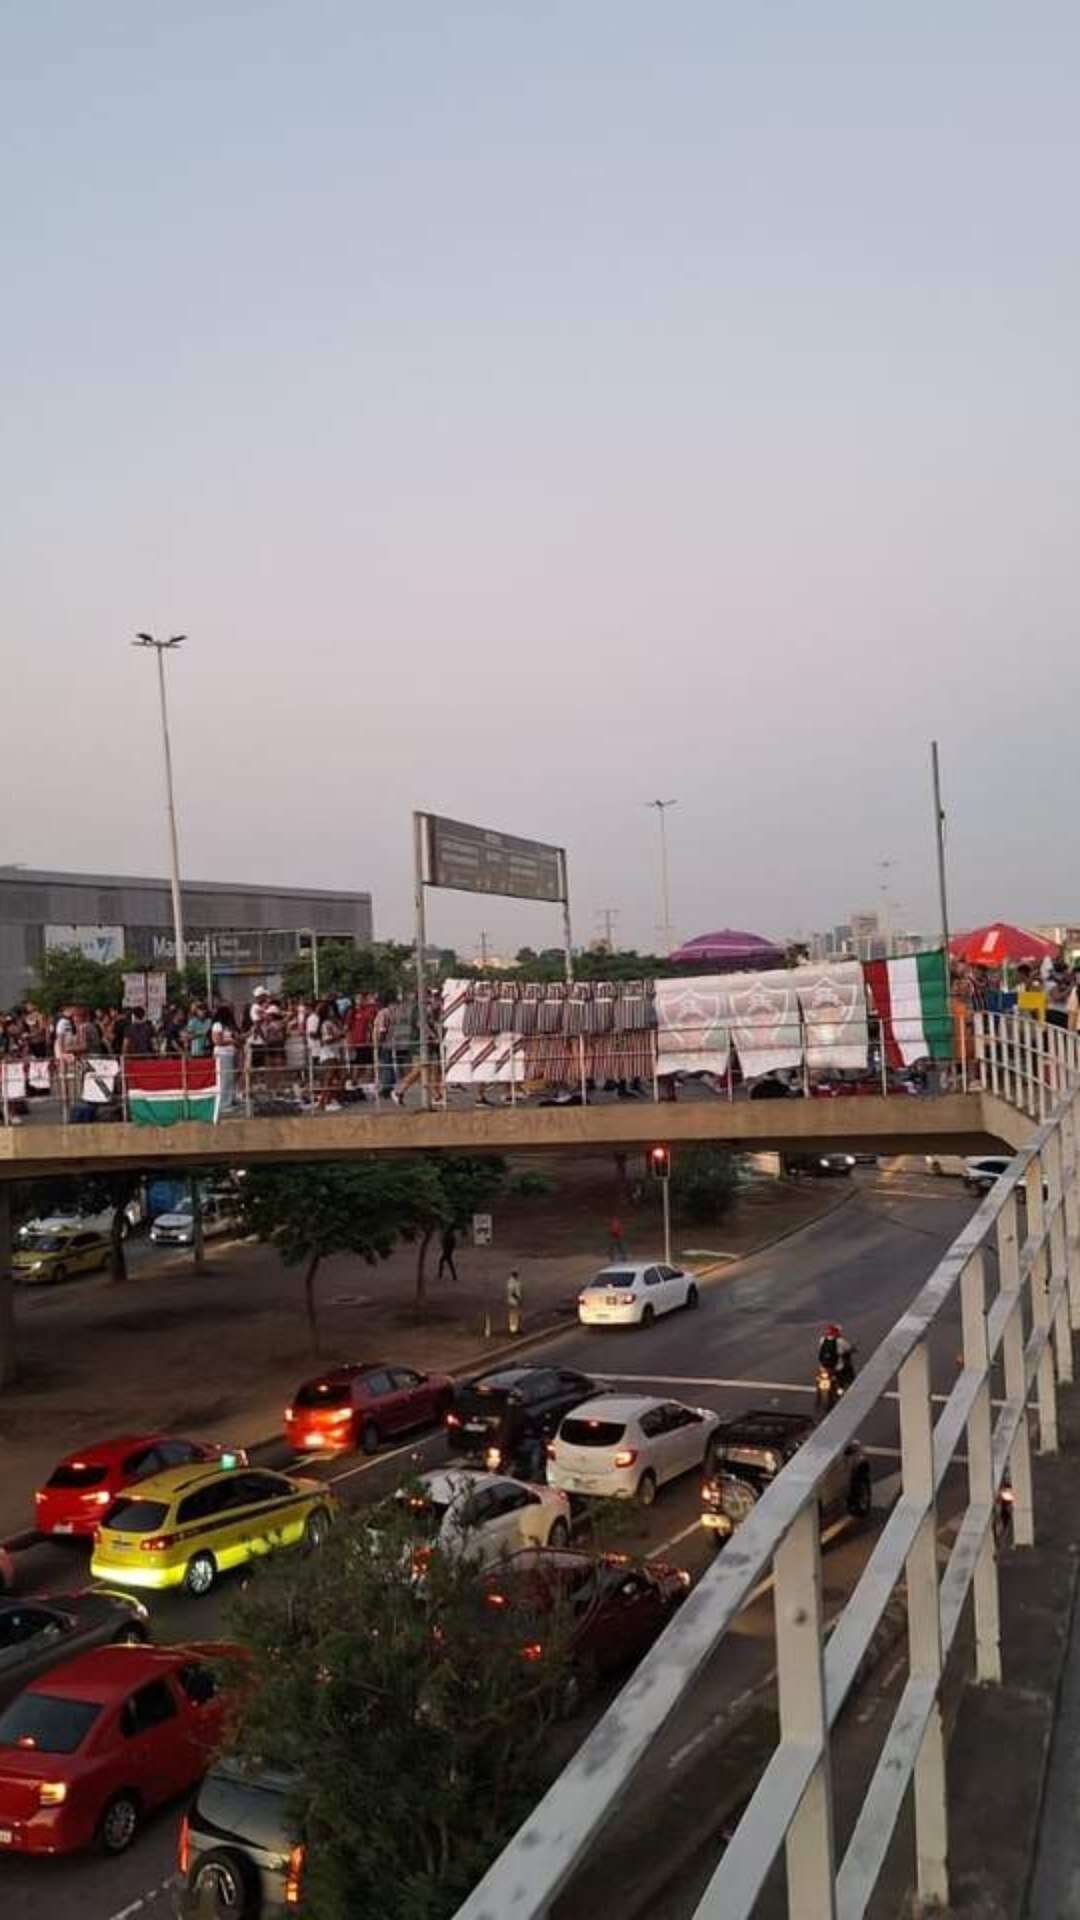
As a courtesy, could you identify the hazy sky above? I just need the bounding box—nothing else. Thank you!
[5,4,1079,959]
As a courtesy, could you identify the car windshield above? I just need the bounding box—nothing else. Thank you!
[560,1418,627,1448]
[586,1271,637,1290]
[106,1498,169,1533]
[18,1235,65,1253]
[0,1694,101,1754]
[47,1462,109,1490]
[295,1381,351,1410]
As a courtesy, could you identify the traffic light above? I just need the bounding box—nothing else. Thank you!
[649,1145,671,1181]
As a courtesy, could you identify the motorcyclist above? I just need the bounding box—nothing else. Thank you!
[818,1324,855,1388]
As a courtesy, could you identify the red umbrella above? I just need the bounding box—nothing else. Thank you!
[949,922,1058,967]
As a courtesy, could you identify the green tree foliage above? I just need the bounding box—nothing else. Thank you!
[645,1147,739,1225]
[28,947,129,1015]
[412,1156,507,1300]
[222,1501,571,1920]
[280,941,418,1002]
[239,1160,447,1346]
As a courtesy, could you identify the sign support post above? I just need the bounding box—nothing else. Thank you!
[558,849,574,985]
[414,813,431,1110]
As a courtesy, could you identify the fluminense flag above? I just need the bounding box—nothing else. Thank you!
[865,953,953,1068]
[125,1058,219,1127]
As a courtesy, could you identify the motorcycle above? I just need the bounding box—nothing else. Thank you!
[815,1351,856,1416]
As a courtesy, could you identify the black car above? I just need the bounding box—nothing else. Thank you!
[445,1366,598,1479]
[178,1762,301,1918]
[700,1410,871,1552]
[0,1590,149,1707]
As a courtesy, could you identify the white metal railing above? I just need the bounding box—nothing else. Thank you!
[453,1009,1080,1920]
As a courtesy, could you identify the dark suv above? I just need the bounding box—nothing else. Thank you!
[445,1366,598,1479]
[700,1409,871,1552]
[178,1762,302,1917]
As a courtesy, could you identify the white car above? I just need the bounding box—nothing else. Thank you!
[150,1193,239,1247]
[577,1262,699,1328]
[396,1469,572,1569]
[548,1395,722,1506]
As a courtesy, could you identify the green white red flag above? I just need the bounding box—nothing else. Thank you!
[864,953,952,1068]
[125,1058,219,1127]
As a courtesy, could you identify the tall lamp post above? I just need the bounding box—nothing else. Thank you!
[646,799,677,955]
[133,633,186,972]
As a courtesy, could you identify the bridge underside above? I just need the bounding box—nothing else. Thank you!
[0,1091,1017,1180]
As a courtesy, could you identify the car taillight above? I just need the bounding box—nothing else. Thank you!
[38,1781,68,1806]
[484,1447,503,1470]
[285,1407,294,1421]
[444,1411,461,1427]
[616,1292,637,1305]
[328,1410,352,1425]
[178,1813,190,1874]
[520,1641,545,1662]
[613,1449,638,1469]
[285,1842,306,1905]
[140,1533,179,1553]
[87,1491,111,1506]
[412,1545,434,1576]
[546,1441,556,1459]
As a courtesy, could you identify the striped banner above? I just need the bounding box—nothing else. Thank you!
[125,1058,219,1127]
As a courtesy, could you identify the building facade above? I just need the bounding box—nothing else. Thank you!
[0,868,373,1010]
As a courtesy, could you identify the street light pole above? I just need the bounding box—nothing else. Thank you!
[134,634,186,974]
[646,800,677,955]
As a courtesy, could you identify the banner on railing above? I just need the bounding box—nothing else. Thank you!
[126,1058,219,1127]
[865,952,952,1067]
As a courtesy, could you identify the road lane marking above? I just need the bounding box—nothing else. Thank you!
[652,1518,704,1559]
[108,1879,173,1920]
[324,1430,444,1487]
[594,1372,1010,1412]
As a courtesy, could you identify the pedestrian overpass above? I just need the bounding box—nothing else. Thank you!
[443,1013,1080,1920]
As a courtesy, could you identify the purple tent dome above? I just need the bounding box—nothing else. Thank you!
[668,928,785,972]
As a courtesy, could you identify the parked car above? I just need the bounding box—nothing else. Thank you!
[150,1193,238,1248]
[178,1761,303,1918]
[577,1263,699,1329]
[445,1365,598,1477]
[35,1435,248,1540]
[700,1409,872,1552]
[0,1642,237,1855]
[13,1225,111,1286]
[547,1395,722,1506]
[464,1547,691,1718]
[91,1463,333,1597]
[0,1592,150,1708]
[961,1156,1013,1195]
[393,1469,572,1571]
[285,1362,454,1457]
[784,1152,856,1178]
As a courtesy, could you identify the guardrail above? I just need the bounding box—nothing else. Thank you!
[453,1009,1080,1920]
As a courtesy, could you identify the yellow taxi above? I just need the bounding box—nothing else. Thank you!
[13,1221,111,1285]
[90,1460,334,1597]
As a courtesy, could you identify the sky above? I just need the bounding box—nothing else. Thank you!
[4,3,1079,960]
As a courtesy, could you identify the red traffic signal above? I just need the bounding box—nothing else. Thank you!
[649,1145,671,1181]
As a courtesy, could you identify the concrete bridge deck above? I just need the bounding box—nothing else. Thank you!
[0,1090,1017,1179]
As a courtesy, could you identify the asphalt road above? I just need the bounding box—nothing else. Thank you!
[3,1166,978,1920]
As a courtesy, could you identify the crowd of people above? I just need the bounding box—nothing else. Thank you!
[0,986,441,1117]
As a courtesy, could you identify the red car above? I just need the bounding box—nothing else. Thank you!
[285,1362,454,1456]
[0,1642,238,1855]
[34,1436,248,1540]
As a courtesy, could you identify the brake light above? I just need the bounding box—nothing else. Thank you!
[412,1545,434,1576]
[38,1781,67,1806]
[87,1491,111,1506]
[546,1442,556,1459]
[485,1591,508,1609]
[285,1842,306,1906]
[520,1641,545,1662]
[616,1293,637,1305]
[328,1410,352,1425]
[444,1411,461,1427]
[613,1449,638,1469]
[139,1533,179,1553]
[178,1813,190,1874]
[285,1407,294,1421]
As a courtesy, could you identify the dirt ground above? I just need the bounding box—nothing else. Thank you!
[0,1153,842,1537]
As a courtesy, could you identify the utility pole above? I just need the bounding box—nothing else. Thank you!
[646,800,677,954]
[878,856,896,949]
[133,633,186,972]
[478,929,490,969]
[597,907,619,951]
[930,741,951,958]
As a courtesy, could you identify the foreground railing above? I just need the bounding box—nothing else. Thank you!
[454,1010,1080,1920]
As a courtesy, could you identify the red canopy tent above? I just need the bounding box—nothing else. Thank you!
[949,922,1058,968]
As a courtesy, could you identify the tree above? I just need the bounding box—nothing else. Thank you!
[411,1156,507,1301]
[280,942,418,1002]
[239,1160,446,1349]
[29,947,130,1015]
[72,1172,143,1281]
[220,1498,571,1919]
[641,1147,739,1226]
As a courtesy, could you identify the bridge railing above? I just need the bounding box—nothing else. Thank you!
[452,1010,1080,1920]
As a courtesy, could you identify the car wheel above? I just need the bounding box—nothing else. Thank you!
[637,1470,657,1508]
[113,1624,148,1646]
[184,1551,217,1598]
[303,1507,331,1553]
[187,1846,261,1916]
[51,1264,67,1285]
[547,1517,570,1549]
[686,1283,699,1309]
[98,1789,140,1855]
[360,1418,380,1455]
[848,1470,872,1519]
[640,1304,655,1329]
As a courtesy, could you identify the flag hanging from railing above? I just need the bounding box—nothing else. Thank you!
[125,1058,219,1126]
[865,952,953,1067]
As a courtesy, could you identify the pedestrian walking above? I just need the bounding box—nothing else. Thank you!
[608,1213,626,1259]
[507,1268,523,1336]
[437,1228,459,1283]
